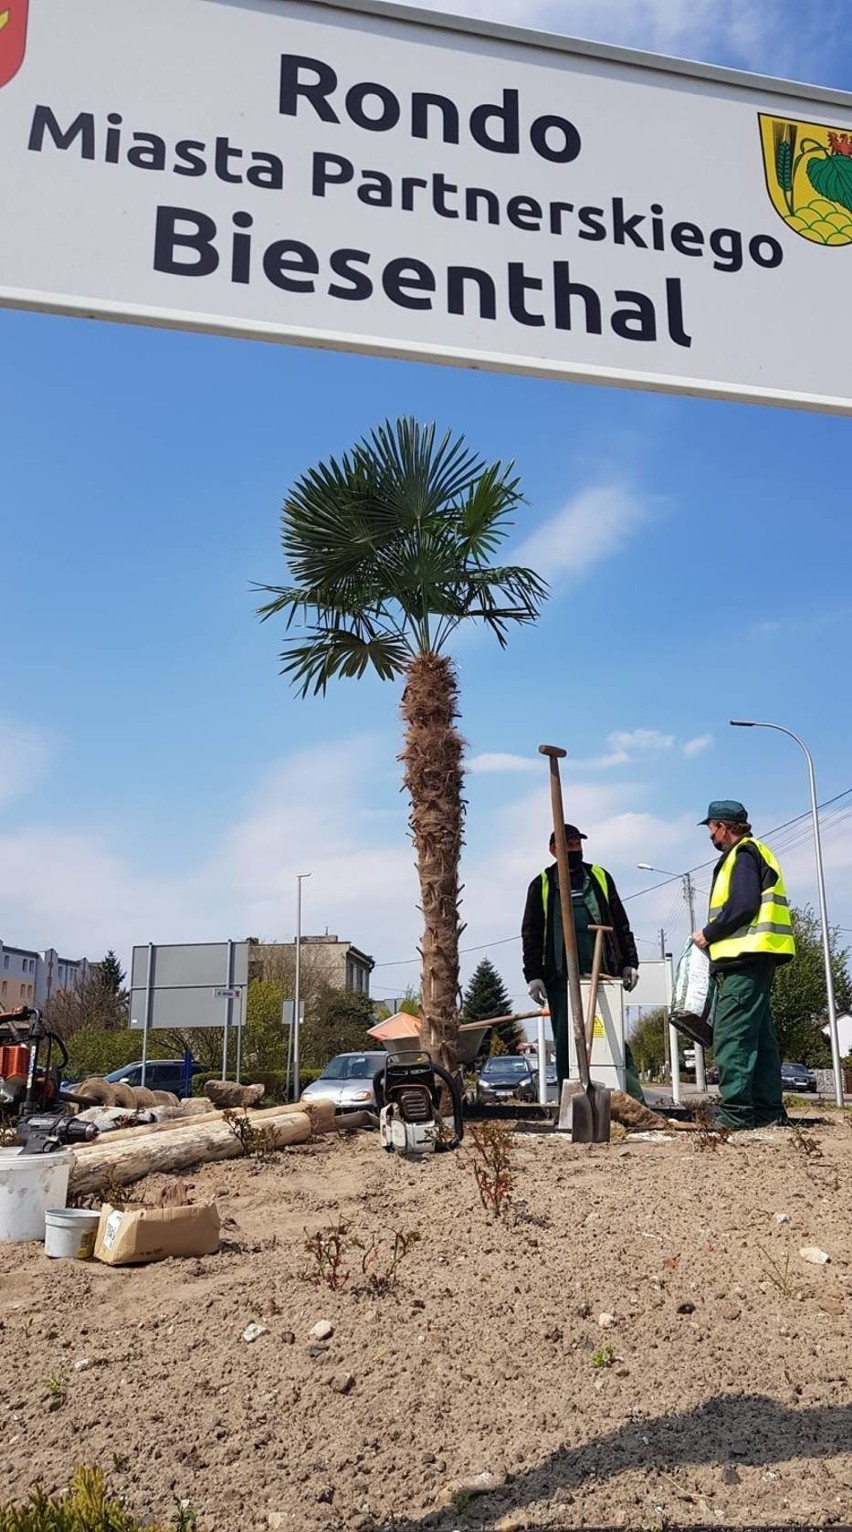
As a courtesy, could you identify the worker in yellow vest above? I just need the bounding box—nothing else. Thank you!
[692,800,796,1131]
[522,823,644,1101]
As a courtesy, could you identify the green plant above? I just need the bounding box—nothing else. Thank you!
[591,1344,616,1369]
[222,1109,277,1162]
[0,1468,202,1531]
[45,1372,66,1405]
[758,1242,794,1298]
[465,1120,515,1219]
[789,1122,824,1160]
[450,1489,473,1515]
[356,1229,422,1295]
[258,417,546,1072]
[302,1220,351,1291]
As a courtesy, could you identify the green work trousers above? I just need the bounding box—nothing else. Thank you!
[713,959,785,1131]
[546,976,644,1104]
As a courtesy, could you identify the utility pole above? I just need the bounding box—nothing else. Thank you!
[292,872,311,1103]
[682,872,707,1091]
[659,927,671,1080]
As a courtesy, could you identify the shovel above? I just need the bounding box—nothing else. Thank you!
[539,745,610,1143]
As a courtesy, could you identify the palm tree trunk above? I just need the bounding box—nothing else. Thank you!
[400,652,465,1073]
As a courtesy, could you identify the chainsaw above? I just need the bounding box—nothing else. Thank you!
[0,1006,97,1153]
[377,1049,464,1157]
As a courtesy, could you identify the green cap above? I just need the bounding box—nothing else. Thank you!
[699,799,748,825]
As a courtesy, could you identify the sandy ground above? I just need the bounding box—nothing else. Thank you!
[1,1113,851,1531]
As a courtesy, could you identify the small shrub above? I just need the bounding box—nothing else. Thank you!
[591,1344,616,1369]
[465,1121,515,1218]
[222,1110,277,1163]
[355,1229,421,1295]
[0,1466,201,1531]
[302,1220,351,1291]
[758,1241,794,1298]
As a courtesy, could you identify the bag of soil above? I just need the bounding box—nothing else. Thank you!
[670,939,716,1048]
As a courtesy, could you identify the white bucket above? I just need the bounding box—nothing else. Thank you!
[44,1207,100,1260]
[0,1149,72,1243]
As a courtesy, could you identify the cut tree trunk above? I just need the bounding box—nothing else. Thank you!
[68,1109,312,1197]
[400,651,464,1075]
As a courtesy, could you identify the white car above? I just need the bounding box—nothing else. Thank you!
[300,1051,387,1113]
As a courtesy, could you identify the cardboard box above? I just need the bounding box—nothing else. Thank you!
[94,1201,220,1266]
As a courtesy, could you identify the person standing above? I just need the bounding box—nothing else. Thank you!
[522,823,644,1100]
[692,800,795,1130]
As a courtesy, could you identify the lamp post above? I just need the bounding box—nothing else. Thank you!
[292,872,311,1103]
[730,720,843,1107]
[638,863,706,1091]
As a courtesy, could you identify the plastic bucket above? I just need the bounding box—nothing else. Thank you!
[0,1149,72,1243]
[44,1207,100,1260]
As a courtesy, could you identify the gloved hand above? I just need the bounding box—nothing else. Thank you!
[528,978,548,1007]
[622,966,639,993]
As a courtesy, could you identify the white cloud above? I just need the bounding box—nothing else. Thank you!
[608,728,674,754]
[466,752,539,775]
[405,0,835,78]
[683,733,713,758]
[513,485,649,583]
[0,720,52,807]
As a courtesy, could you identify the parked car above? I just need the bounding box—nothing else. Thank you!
[476,1055,537,1104]
[102,1059,205,1097]
[300,1051,387,1113]
[781,1061,817,1093]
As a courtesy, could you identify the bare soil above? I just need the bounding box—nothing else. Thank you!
[1,1114,851,1531]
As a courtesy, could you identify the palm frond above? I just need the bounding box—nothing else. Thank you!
[258,417,548,689]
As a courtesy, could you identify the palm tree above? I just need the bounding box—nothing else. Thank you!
[258,417,547,1071]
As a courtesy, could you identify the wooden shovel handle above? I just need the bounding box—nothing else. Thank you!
[585,925,613,1057]
[539,744,589,1088]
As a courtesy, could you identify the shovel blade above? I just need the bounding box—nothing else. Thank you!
[557,1079,611,1142]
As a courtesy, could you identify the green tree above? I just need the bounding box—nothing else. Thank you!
[43,956,129,1038]
[259,418,546,1070]
[462,957,523,1053]
[628,1007,668,1077]
[300,984,376,1069]
[772,905,852,1065]
[96,950,126,993]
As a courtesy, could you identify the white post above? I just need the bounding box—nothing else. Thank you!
[684,873,707,1092]
[664,951,681,1106]
[293,873,311,1103]
[731,721,843,1108]
[536,1012,547,1105]
[141,942,153,1088]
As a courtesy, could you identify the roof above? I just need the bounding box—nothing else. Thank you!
[367,1012,421,1043]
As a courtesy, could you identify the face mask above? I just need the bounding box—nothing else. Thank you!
[568,849,584,869]
[711,831,726,852]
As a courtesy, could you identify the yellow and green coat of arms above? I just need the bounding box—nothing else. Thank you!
[760,113,852,245]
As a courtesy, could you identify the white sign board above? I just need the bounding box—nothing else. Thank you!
[3,0,852,409]
[130,941,248,1031]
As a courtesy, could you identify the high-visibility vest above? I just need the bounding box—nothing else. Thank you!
[540,864,610,964]
[706,837,795,963]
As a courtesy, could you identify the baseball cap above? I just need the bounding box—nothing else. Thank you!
[550,823,587,841]
[699,799,748,825]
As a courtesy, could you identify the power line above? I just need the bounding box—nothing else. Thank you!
[370,786,852,972]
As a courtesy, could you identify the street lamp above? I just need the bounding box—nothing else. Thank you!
[292,872,311,1103]
[637,862,705,1092]
[730,720,843,1108]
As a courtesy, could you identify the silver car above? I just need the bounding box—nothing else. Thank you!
[300,1051,387,1113]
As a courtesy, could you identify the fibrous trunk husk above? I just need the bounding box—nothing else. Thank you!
[400,652,465,1073]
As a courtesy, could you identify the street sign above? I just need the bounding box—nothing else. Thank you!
[3,0,852,410]
[213,987,239,999]
[282,1000,306,1027]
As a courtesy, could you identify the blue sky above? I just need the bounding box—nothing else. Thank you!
[2,0,852,1011]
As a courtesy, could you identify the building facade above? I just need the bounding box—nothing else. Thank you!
[0,941,94,1010]
[250,935,374,997]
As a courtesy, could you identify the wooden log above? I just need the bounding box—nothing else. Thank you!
[68,1109,313,1197]
[72,1100,315,1149]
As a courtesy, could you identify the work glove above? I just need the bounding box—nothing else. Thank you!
[528,978,548,1007]
[622,966,639,993]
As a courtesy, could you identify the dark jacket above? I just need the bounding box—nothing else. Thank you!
[522,861,639,985]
